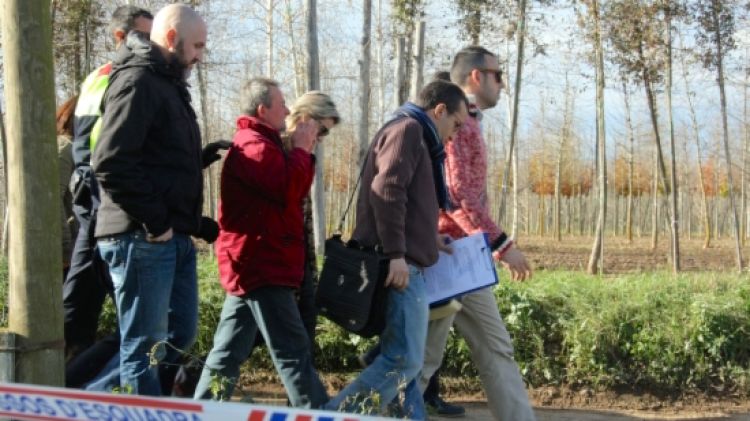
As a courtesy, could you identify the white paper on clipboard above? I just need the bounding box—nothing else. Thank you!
[423,233,499,304]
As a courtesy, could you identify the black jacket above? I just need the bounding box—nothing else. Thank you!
[93,33,203,238]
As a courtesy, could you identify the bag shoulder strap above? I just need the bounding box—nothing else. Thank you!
[336,152,368,234]
[336,115,407,234]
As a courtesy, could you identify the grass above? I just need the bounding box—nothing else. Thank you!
[1,253,749,396]
[487,270,750,394]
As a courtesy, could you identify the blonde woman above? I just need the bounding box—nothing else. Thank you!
[283,91,340,349]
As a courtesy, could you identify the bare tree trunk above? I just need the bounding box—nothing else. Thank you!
[305,0,320,91]
[266,0,274,77]
[642,68,670,196]
[642,72,677,252]
[687,191,692,240]
[284,0,303,97]
[639,50,674,252]
[74,24,82,94]
[83,2,91,79]
[612,146,618,236]
[394,37,407,108]
[538,97,546,237]
[306,0,325,255]
[554,147,563,241]
[357,0,372,166]
[376,0,385,123]
[711,0,743,270]
[512,132,519,238]
[196,63,216,223]
[623,78,635,243]
[504,38,519,236]
[525,181,531,236]
[680,41,712,248]
[555,76,571,242]
[652,151,659,250]
[665,10,680,273]
[498,0,527,222]
[587,0,606,275]
[741,56,748,246]
[401,31,414,106]
[566,196,572,235]
[539,195,546,236]
[0,103,8,255]
[50,0,58,30]
[2,0,64,385]
[409,21,425,101]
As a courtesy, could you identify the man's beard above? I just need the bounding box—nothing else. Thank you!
[171,41,193,80]
[478,87,499,109]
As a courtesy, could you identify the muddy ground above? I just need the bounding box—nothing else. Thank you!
[239,371,750,420]
[519,235,744,273]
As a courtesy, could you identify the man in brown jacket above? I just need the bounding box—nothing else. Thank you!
[324,80,468,420]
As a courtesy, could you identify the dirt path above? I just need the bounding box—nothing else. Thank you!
[436,402,750,421]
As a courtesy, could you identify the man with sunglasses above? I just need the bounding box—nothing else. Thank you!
[420,46,536,420]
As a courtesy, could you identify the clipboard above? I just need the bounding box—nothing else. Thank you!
[423,233,499,305]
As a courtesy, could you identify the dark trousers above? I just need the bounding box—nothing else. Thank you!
[63,177,112,358]
[423,368,441,401]
[65,333,119,388]
[194,286,328,407]
[251,262,318,352]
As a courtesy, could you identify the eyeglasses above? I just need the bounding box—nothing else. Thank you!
[478,68,503,84]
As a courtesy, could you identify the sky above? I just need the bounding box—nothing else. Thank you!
[1,0,748,166]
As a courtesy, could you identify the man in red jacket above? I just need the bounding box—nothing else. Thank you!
[193,77,328,408]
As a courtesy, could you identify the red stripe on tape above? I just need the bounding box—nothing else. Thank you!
[295,415,312,421]
[0,384,204,412]
[248,409,266,421]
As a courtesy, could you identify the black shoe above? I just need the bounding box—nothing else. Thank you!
[425,396,465,418]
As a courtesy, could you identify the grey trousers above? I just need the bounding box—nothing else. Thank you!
[420,287,536,421]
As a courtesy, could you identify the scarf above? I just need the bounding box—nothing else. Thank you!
[393,102,452,210]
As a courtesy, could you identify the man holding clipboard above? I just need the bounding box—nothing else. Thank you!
[420,46,535,421]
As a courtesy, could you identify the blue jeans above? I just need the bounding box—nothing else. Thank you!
[88,230,198,396]
[325,265,428,420]
[193,287,328,408]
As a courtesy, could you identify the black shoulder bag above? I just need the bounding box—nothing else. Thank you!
[315,154,389,338]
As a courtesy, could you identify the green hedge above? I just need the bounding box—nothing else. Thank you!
[315,269,750,396]
[67,255,750,395]
[0,253,737,394]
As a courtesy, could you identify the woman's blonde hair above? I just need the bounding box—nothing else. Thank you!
[286,91,340,132]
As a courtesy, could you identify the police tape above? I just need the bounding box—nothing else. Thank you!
[0,383,392,421]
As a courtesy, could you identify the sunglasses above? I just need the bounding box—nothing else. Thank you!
[317,124,330,137]
[478,68,503,84]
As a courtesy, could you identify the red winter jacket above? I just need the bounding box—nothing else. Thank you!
[216,116,315,296]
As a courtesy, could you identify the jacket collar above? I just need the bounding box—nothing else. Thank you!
[113,31,187,83]
[465,94,483,121]
[236,115,283,145]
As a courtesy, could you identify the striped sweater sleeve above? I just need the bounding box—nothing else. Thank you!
[443,117,503,242]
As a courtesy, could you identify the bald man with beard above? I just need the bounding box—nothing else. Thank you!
[89,4,218,396]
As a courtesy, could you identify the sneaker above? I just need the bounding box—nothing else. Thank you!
[425,396,465,418]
